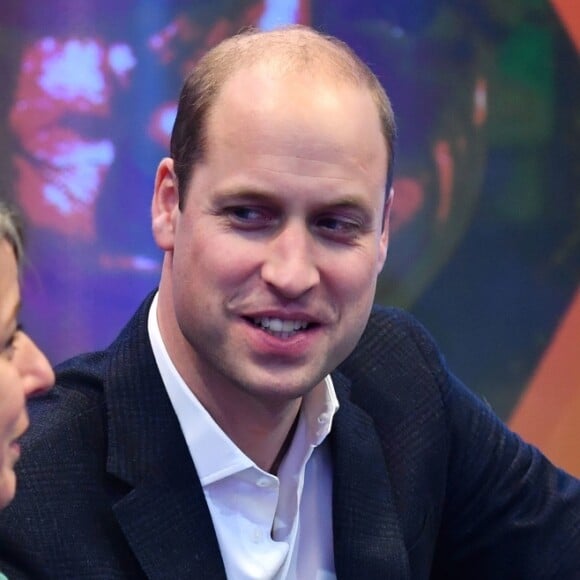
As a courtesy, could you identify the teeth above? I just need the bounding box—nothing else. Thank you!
[253,317,309,333]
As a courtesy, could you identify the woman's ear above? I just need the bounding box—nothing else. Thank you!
[152,158,179,251]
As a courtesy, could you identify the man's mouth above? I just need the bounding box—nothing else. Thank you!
[250,316,312,339]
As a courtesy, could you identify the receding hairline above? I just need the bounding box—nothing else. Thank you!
[203,25,378,85]
[171,24,396,206]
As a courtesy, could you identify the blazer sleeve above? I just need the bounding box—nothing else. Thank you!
[342,305,580,578]
[424,336,580,578]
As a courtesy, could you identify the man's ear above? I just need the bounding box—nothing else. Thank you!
[377,187,394,274]
[152,157,179,251]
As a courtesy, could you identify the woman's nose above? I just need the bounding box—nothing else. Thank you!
[13,332,55,398]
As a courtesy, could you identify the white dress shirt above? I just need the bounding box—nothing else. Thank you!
[148,293,338,579]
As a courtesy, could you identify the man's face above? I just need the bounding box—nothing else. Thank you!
[153,64,390,407]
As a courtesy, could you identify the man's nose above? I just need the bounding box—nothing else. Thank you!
[260,222,320,299]
[14,332,55,398]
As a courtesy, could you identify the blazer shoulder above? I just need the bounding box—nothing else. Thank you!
[341,305,450,390]
[367,305,447,359]
[337,305,455,459]
[56,348,109,389]
[50,290,156,416]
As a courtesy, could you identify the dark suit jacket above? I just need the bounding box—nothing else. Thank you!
[0,294,579,579]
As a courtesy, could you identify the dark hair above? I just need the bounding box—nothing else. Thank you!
[170,24,396,208]
[0,201,24,268]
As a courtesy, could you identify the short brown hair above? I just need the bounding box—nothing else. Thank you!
[170,24,396,208]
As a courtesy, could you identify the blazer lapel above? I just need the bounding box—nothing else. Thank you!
[103,296,227,579]
[112,448,226,579]
[331,372,410,580]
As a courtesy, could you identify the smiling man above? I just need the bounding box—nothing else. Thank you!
[0,25,578,580]
[152,46,391,479]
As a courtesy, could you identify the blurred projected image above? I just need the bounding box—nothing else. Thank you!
[11,36,132,240]
[318,5,488,307]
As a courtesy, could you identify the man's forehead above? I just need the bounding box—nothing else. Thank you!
[211,63,380,131]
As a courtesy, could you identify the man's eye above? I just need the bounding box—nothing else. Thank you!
[226,206,276,229]
[316,216,362,238]
[231,207,264,221]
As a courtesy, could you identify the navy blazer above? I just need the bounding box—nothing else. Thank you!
[0,294,579,579]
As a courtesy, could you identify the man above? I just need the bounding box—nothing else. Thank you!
[0,25,579,580]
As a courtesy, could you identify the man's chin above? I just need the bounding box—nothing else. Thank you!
[238,369,326,402]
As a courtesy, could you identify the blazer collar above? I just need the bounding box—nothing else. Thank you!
[331,372,410,580]
[102,294,227,579]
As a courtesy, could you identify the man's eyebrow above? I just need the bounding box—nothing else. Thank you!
[212,188,275,203]
[212,189,378,224]
[316,196,371,209]
[213,188,373,207]
[311,196,377,219]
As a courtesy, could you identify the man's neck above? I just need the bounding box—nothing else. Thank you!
[194,386,303,473]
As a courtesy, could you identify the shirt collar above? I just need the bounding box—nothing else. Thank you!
[147,292,339,486]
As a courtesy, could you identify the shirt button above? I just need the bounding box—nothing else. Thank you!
[256,476,272,488]
[317,412,330,424]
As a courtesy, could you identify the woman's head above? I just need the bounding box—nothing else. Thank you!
[0,202,54,509]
